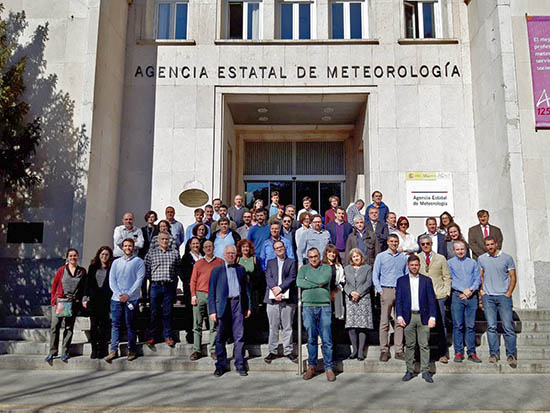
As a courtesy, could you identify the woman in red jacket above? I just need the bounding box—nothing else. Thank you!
[45,248,87,364]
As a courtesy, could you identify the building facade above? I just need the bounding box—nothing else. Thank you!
[1,0,549,313]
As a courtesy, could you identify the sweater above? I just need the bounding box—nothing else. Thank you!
[190,257,224,296]
[296,264,332,306]
[50,265,87,306]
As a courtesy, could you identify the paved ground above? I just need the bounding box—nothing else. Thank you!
[0,369,548,412]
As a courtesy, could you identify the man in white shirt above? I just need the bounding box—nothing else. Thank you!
[165,206,185,249]
[297,196,318,220]
[263,241,298,364]
[113,212,144,258]
[396,255,437,383]
[417,217,446,257]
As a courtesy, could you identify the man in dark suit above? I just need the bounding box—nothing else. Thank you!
[417,217,447,258]
[468,209,503,260]
[326,207,354,262]
[208,245,252,377]
[365,207,389,251]
[263,240,298,364]
[396,255,437,383]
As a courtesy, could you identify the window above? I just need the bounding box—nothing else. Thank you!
[156,1,188,39]
[404,0,441,39]
[279,1,315,40]
[227,0,262,40]
[331,1,367,39]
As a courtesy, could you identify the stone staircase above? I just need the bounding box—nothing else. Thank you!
[0,305,549,374]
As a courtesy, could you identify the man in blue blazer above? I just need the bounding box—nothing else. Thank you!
[396,255,437,383]
[326,207,354,262]
[208,245,252,377]
[417,217,447,258]
[263,240,297,364]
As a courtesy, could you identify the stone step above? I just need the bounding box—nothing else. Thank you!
[2,316,50,328]
[479,332,550,346]
[0,328,89,343]
[513,309,550,321]
[0,353,548,374]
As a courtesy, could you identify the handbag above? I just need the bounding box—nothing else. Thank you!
[55,298,73,318]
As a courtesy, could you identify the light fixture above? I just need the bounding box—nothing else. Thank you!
[257,107,269,113]
[321,115,332,121]
[323,107,334,113]
[258,116,269,121]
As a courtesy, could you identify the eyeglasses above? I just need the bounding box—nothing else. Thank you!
[420,242,431,246]
[399,223,409,227]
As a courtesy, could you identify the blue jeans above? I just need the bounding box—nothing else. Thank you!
[150,282,176,340]
[303,306,333,370]
[482,294,517,358]
[451,291,477,356]
[110,299,138,353]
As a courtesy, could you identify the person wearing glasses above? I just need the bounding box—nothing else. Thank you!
[365,207,389,251]
[297,247,335,381]
[395,216,419,255]
[417,234,451,363]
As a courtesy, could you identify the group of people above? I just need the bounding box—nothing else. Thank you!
[46,190,518,383]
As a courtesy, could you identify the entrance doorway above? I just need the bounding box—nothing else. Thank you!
[245,180,344,218]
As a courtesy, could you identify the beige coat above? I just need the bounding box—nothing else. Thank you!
[417,252,451,299]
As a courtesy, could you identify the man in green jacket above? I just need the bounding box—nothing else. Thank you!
[296,247,335,381]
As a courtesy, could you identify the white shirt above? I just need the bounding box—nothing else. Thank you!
[480,224,490,236]
[297,208,318,220]
[277,257,285,286]
[427,232,439,252]
[409,274,420,311]
[113,225,144,257]
[396,232,419,254]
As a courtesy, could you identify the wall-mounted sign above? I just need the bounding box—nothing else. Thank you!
[526,16,550,130]
[179,189,209,208]
[406,172,454,217]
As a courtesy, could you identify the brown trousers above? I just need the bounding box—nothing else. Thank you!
[379,287,404,354]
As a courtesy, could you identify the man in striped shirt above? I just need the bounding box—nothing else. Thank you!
[144,232,183,348]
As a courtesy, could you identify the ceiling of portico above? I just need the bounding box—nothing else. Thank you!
[226,94,367,125]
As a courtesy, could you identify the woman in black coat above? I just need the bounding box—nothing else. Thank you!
[84,246,113,359]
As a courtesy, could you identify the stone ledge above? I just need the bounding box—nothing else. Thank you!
[397,38,460,45]
[136,39,196,46]
[214,39,380,46]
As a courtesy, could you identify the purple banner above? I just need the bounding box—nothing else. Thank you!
[527,16,550,129]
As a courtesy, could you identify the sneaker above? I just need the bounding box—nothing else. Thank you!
[60,354,69,363]
[45,354,55,365]
[238,370,248,376]
[303,366,316,380]
[488,355,499,363]
[453,353,463,363]
[402,372,416,381]
[105,351,118,363]
[468,353,482,363]
[287,354,298,363]
[189,351,201,361]
[326,369,336,382]
[214,367,228,377]
[127,352,137,361]
[439,355,449,364]
[145,339,156,350]
[165,338,176,348]
[379,352,390,362]
[507,355,518,369]
[395,352,405,361]
[264,353,278,364]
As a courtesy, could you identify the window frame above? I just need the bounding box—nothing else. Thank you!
[278,0,316,40]
[155,0,190,40]
[330,0,368,40]
[225,0,264,40]
[403,0,442,39]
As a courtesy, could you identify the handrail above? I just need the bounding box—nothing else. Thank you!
[297,287,303,375]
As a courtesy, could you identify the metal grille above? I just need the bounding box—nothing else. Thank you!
[244,142,293,175]
[296,141,345,175]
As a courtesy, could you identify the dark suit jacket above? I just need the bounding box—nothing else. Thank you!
[264,257,297,304]
[326,221,353,250]
[366,220,389,250]
[468,224,503,260]
[208,264,251,318]
[139,225,159,259]
[396,274,437,325]
[417,232,447,258]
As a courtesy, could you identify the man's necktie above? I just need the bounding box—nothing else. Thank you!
[483,225,489,238]
[426,253,430,266]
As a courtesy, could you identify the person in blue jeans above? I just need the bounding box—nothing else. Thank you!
[448,240,482,363]
[296,247,335,382]
[478,236,518,368]
[105,238,145,363]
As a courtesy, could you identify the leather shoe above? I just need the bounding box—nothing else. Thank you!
[348,352,357,360]
[264,353,278,364]
[165,338,176,348]
[60,354,69,363]
[210,352,217,361]
[287,354,298,363]
[439,355,449,364]
[402,372,416,382]
[395,352,405,360]
[422,372,434,383]
[326,369,336,382]
[189,351,201,361]
[214,367,228,377]
[104,351,118,363]
[238,370,248,376]
[379,352,390,362]
[303,366,316,380]
[127,352,137,361]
